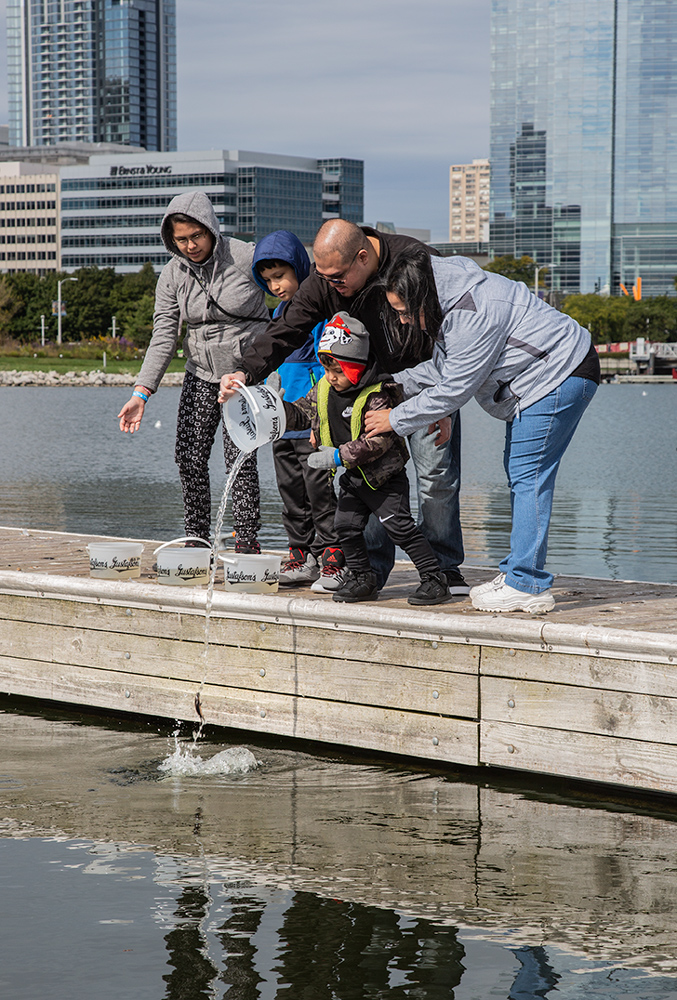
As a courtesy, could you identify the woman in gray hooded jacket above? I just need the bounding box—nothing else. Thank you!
[365,244,600,614]
[118,191,269,550]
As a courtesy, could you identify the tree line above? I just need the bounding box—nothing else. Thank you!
[1,255,676,347]
[0,263,157,347]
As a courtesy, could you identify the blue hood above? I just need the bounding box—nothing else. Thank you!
[252,230,310,293]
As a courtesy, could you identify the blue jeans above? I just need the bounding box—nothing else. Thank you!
[364,411,464,588]
[500,376,597,594]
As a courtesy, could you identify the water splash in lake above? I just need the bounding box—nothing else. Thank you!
[158,743,259,777]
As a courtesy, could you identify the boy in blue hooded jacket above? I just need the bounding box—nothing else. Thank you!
[252,230,344,589]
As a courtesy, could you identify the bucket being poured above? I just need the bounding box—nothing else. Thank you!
[154,536,211,587]
[219,552,281,594]
[86,541,144,579]
[222,381,286,452]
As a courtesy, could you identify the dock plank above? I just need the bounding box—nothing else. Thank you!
[482,675,677,744]
[481,720,677,793]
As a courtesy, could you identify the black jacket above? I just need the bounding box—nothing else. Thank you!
[240,228,440,383]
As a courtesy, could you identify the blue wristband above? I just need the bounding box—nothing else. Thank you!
[334,448,342,467]
[133,389,149,402]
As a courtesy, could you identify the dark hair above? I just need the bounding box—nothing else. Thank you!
[381,244,442,360]
[255,258,292,274]
[167,213,203,230]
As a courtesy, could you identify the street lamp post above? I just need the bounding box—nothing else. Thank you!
[57,276,77,346]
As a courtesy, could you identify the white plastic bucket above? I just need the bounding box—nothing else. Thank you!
[222,381,286,452]
[86,541,144,579]
[219,552,281,593]
[154,536,211,587]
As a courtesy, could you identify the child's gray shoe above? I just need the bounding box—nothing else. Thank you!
[278,548,319,587]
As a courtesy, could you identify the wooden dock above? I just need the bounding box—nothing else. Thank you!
[1,526,677,796]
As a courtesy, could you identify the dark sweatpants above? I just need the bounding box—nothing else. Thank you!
[273,436,339,557]
[334,469,440,578]
[174,370,260,544]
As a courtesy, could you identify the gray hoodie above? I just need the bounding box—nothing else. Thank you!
[390,255,592,436]
[136,191,269,392]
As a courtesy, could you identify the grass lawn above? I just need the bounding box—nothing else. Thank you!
[0,357,186,375]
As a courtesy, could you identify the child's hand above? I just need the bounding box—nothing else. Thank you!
[307,446,340,469]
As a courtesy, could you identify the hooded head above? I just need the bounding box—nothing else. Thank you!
[317,312,370,385]
[161,191,221,267]
[252,231,310,301]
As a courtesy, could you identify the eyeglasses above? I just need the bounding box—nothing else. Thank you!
[174,231,210,247]
[316,249,361,286]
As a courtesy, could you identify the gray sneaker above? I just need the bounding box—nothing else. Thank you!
[278,548,319,587]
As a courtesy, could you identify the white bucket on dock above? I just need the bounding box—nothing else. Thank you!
[219,552,281,593]
[222,381,286,453]
[86,541,144,579]
[154,536,211,587]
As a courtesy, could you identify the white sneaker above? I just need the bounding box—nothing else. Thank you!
[311,567,348,592]
[472,582,555,613]
[469,573,506,599]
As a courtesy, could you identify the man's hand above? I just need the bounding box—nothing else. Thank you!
[118,396,145,434]
[218,371,247,403]
[307,445,340,469]
[364,408,393,438]
[428,416,452,446]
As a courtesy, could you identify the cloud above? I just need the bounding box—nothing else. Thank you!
[0,0,491,240]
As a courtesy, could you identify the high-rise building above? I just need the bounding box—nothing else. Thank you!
[491,0,677,296]
[449,159,490,244]
[7,0,176,152]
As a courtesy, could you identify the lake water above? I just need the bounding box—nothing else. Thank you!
[4,699,677,999]
[2,383,677,998]
[1,382,676,582]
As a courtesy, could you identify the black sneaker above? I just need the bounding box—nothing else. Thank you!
[443,569,470,597]
[408,570,451,606]
[234,538,261,554]
[332,570,378,603]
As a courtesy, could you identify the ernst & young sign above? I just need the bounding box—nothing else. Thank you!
[109,165,173,177]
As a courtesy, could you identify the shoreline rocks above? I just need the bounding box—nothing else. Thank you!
[0,369,185,387]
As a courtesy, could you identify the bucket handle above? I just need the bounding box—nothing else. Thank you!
[232,379,261,417]
[153,536,211,556]
[218,555,237,564]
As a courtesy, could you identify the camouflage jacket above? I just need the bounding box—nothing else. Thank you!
[283,379,409,489]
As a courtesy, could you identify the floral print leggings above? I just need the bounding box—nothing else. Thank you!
[174,370,261,545]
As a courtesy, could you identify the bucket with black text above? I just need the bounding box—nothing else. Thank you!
[86,541,144,579]
[154,537,211,587]
[222,381,286,452]
[218,552,281,594]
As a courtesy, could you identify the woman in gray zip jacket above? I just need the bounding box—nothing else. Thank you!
[118,191,269,550]
[365,244,600,613]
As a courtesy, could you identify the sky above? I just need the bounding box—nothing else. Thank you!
[0,0,491,242]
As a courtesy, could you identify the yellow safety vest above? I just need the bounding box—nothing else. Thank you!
[316,375,384,489]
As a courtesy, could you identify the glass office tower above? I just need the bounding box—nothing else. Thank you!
[491,0,677,296]
[7,0,177,152]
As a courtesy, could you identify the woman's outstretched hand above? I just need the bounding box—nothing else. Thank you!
[364,408,393,437]
[218,371,246,403]
[118,396,145,434]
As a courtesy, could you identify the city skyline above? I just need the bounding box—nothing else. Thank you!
[0,0,491,242]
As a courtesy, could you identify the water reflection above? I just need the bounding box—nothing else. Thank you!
[3,700,677,998]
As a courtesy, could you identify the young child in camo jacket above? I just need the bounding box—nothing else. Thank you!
[279,312,450,605]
